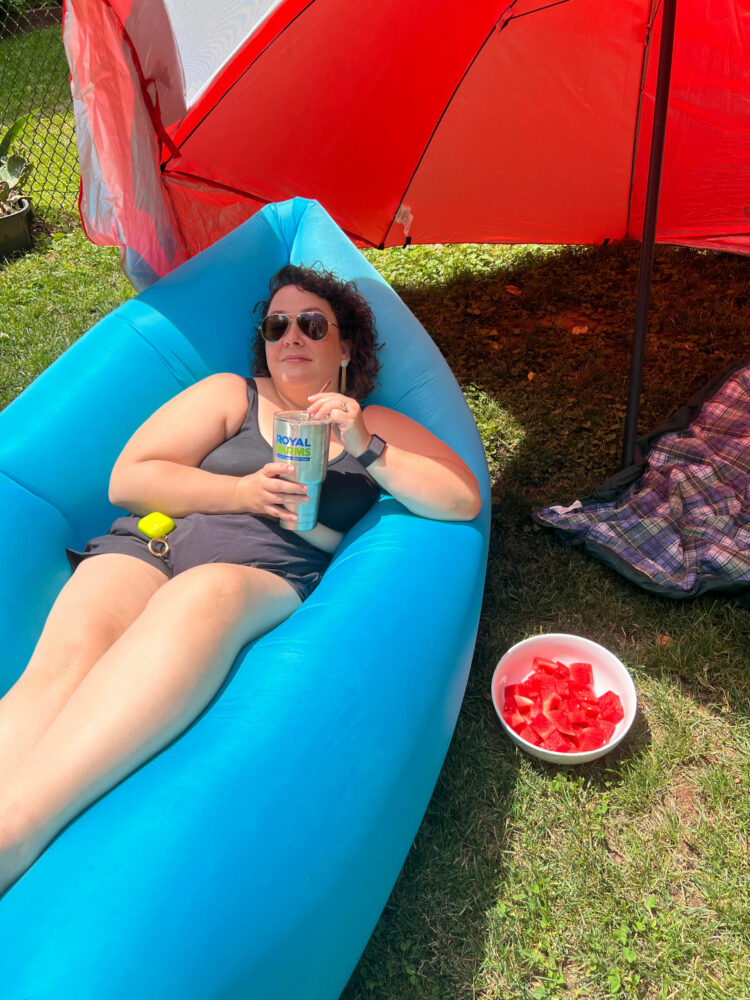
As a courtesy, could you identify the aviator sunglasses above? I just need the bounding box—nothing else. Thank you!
[259,310,339,343]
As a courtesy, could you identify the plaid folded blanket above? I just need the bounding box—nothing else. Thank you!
[533,361,750,605]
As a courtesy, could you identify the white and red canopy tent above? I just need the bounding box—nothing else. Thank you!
[63,0,750,290]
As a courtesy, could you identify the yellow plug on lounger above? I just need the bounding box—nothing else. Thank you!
[137,512,175,539]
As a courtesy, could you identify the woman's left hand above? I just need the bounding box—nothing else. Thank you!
[306,391,370,457]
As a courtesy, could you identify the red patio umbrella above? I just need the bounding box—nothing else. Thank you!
[63,0,750,282]
[63,0,748,455]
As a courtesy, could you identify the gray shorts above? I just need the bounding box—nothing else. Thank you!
[67,513,332,601]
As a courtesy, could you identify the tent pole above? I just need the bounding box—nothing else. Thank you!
[621,0,678,469]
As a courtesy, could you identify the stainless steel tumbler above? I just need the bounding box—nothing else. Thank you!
[273,411,331,530]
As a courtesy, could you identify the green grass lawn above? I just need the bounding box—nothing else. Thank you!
[1,227,749,999]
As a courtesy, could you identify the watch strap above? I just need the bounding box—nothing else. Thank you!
[357,433,387,468]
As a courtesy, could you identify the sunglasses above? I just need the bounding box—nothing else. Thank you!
[259,310,339,343]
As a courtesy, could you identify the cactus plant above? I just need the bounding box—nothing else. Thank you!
[0,112,35,217]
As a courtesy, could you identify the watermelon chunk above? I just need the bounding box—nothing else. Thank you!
[538,677,562,714]
[570,683,597,704]
[533,656,560,675]
[545,730,573,752]
[569,662,594,687]
[499,654,623,758]
[548,708,577,737]
[567,706,590,726]
[523,673,542,694]
[554,678,570,698]
[530,711,557,741]
[577,730,606,752]
[517,724,542,746]
[598,718,616,742]
[597,690,625,723]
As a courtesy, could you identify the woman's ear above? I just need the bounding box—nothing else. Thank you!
[341,339,353,363]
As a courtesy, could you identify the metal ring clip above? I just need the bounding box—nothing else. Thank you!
[148,537,170,558]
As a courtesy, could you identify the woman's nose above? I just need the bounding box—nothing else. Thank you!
[279,318,304,344]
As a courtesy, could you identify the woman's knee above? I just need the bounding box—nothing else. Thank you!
[28,611,129,687]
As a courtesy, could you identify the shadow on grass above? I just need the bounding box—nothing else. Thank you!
[343,241,750,999]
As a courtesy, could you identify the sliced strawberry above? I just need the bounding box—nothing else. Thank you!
[598,690,625,723]
[569,662,594,687]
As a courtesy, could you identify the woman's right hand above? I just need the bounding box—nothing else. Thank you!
[233,463,308,523]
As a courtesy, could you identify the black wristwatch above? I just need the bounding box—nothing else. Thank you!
[356,434,387,468]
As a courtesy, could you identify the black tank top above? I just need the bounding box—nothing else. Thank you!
[198,379,380,532]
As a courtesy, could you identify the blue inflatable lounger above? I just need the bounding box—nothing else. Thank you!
[0,199,490,999]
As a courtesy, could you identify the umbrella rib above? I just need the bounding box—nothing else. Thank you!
[380,22,499,247]
[163,169,377,247]
[502,0,572,25]
[381,0,572,247]
[626,0,662,238]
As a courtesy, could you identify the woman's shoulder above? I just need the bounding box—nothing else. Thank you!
[179,373,251,436]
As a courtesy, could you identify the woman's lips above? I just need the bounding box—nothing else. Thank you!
[282,355,311,362]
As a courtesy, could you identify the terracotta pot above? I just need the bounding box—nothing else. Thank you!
[0,198,32,254]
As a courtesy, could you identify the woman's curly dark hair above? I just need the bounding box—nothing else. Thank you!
[252,264,381,401]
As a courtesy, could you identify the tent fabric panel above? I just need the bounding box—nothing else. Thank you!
[162,0,283,108]
[64,0,187,288]
[162,173,270,258]
[629,0,750,245]
[168,0,505,248]
[389,0,649,247]
[113,0,188,129]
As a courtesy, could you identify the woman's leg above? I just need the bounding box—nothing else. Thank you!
[0,554,168,774]
[0,562,300,895]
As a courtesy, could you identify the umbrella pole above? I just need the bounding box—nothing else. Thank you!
[621,0,678,469]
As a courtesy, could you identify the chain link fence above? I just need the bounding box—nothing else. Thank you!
[1,1,79,224]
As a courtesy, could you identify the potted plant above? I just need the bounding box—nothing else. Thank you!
[0,112,35,254]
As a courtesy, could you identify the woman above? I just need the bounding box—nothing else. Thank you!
[0,264,481,895]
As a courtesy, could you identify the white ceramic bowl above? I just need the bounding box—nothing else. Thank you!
[491,633,637,764]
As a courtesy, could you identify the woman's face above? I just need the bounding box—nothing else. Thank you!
[264,284,351,393]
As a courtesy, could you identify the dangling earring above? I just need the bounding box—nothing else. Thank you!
[339,359,349,394]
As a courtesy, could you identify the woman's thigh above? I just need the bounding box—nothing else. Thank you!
[26,554,169,685]
[142,561,302,654]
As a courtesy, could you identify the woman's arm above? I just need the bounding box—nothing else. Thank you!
[109,374,308,520]
[306,393,482,522]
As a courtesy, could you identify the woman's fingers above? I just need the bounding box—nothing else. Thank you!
[263,464,307,522]
[307,392,358,414]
